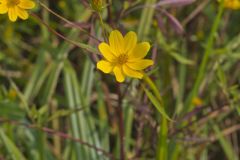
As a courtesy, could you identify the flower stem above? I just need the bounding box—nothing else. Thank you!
[98,13,109,42]
[117,83,125,160]
[184,0,225,113]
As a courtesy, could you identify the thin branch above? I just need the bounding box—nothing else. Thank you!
[182,0,210,26]
[38,1,101,43]
[30,13,98,54]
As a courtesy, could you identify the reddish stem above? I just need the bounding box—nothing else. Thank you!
[117,83,125,160]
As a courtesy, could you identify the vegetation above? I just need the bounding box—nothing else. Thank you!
[0,0,240,159]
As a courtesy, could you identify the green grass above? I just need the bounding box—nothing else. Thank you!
[0,0,240,160]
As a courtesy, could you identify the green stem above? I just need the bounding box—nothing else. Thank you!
[98,13,108,42]
[184,0,225,113]
[156,117,168,160]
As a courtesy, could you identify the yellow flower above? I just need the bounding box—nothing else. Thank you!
[224,0,240,9]
[97,30,154,83]
[192,97,203,106]
[0,0,35,22]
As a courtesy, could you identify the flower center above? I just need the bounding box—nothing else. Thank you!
[7,0,20,7]
[117,54,128,65]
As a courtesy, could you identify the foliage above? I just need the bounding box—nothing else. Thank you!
[0,0,240,160]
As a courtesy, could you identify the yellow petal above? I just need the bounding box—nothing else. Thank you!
[18,0,35,9]
[0,0,7,4]
[127,59,154,70]
[8,7,17,22]
[97,60,113,73]
[224,0,240,9]
[113,66,125,83]
[109,30,124,57]
[122,64,143,79]
[16,7,28,20]
[124,31,137,53]
[128,42,150,60]
[233,2,240,9]
[0,4,8,14]
[98,42,116,62]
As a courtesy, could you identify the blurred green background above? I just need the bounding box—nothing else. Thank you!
[0,0,240,159]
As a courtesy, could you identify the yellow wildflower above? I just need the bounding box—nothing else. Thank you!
[0,0,35,22]
[97,30,154,83]
[192,97,203,106]
[224,0,240,9]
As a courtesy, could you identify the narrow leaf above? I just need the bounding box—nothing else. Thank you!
[0,129,27,160]
[143,87,171,121]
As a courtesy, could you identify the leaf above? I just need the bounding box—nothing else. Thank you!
[170,52,194,65]
[212,123,238,160]
[155,0,196,7]
[229,53,240,59]
[143,75,162,103]
[48,109,78,122]
[0,129,27,160]
[0,101,25,120]
[75,42,99,54]
[161,10,184,35]
[143,87,171,121]
[10,79,29,113]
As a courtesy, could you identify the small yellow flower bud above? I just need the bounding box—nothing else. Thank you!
[91,0,104,12]
[8,88,17,100]
[224,0,240,10]
[192,97,203,106]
